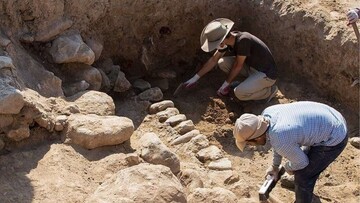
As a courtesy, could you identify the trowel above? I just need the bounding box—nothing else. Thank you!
[173,82,184,97]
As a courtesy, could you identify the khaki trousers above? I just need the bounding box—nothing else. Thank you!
[218,56,276,101]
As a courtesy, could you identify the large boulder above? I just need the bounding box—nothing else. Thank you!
[49,34,95,65]
[67,90,115,116]
[87,163,186,203]
[64,114,134,149]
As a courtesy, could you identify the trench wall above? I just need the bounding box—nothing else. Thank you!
[0,0,358,113]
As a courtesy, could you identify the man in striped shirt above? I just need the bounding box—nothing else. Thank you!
[233,101,348,203]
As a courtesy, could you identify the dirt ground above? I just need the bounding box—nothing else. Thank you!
[0,66,358,203]
[0,0,359,202]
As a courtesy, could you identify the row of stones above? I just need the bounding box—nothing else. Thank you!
[148,100,232,171]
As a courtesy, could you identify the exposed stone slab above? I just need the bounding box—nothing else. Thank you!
[174,120,195,135]
[165,114,186,127]
[156,107,179,122]
[208,158,232,171]
[149,100,174,114]
[171,129,200,145]
[87,163,186,203]
[64,114,134,149]
[139,132,180,174]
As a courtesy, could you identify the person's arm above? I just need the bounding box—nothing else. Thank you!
[225,55,246,83]
[197,50,225,77]
[216,55,246,96]
[276,144,309,173]
[184,50,225,88]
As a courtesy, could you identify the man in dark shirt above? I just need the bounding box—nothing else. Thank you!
[184,18,278,102]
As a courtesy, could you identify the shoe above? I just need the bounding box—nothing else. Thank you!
[266,85,278,103]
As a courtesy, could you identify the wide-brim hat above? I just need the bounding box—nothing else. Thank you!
[233,114,269,152]
[200,18,234,52]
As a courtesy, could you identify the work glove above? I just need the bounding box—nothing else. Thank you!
[265,165,280,181]
[347,9,359,24]
[217,81,230,96]
[184,74,200,88]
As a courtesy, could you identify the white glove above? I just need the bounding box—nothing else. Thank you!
[184,74,200,88]
[217,81,230,96]
[265,165,280,181]
[347,9,359,24]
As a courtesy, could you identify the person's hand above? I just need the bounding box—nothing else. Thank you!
[184,74,200,88]
[265,165,280,181]
[217,81,230,96]
[347,9,359,24]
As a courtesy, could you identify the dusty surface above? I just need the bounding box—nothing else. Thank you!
[0,68,359,203]
[0,1,359,203]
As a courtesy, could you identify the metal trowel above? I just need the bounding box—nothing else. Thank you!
[173,82,184,97]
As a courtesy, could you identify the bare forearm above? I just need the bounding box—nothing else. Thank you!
[226,60,242,83]
[197,58,217,77]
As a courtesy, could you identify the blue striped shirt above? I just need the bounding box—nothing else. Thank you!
[262,101,347,171]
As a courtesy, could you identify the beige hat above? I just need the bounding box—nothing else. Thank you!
[200,18,234,52]
[233,113,269,152]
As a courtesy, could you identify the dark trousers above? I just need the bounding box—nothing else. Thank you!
[294,135,348,203]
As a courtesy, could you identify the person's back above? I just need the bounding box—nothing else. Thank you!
[263,101,347,147]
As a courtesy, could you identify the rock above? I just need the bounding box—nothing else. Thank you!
[171,130,200,145]
[113,71,131,92]
[0,114,13,129]
[139,132,180,174]
[0,82,24,114]
[84,37,103,61]
[60,63,102,91]
[208,158,232,170]
[87,163,186,203]
[6,124,30,141]
[187,187,238,203]
[156,107,179,122]
[165,114,187,127]
[224,172,240,185]
[137,87,163,102]
[182,134,210,153]
[67,90,115,116]
[281,174,295,189]
[149,100,174,114]
[64,114,134,149]
[0,56,15,70]
[174,120,195,135]
[177,169,203,193]
[132,79,151,92]
[350,137,360,149]
[35,18,73,42]
[49,34,95,65]
[98,69,111,92]
[196,145,223,162]
[0,31,11,47]
[54,115,67,132]
[63,80,90,96]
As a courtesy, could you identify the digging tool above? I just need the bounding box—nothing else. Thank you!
[173,82,184,97]
[351,23,360,87]
[259,165,285,202]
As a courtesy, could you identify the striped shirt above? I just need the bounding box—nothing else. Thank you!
[262,101,347,171]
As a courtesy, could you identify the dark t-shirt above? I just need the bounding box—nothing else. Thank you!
[222,31,277,80]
